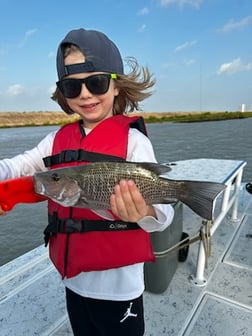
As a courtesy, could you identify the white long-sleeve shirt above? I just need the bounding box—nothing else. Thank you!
[0,126,174,300]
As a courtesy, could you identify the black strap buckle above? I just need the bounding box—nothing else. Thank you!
[60,150,80,163]
[64,219,83,233]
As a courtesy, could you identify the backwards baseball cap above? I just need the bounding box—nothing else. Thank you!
[56,28,124,80]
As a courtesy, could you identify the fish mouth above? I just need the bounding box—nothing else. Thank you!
[34,177,81,207]
[54,194,81,207]
[55,187,81,206]
[34,179,62,200]
[34,179,45,195]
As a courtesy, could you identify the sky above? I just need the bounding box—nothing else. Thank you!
[0,0,252,113]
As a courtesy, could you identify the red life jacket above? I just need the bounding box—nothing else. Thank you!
[43,115,155,278]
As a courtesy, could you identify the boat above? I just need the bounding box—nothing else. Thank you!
[0,159,251,335]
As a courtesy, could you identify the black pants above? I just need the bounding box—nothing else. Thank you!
[66,288,145,336]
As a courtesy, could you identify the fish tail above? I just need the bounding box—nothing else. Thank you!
[179,181,225,220]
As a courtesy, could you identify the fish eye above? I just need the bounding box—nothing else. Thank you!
[51,173,60,182]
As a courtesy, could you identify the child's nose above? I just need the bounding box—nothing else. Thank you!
[79,83,92,97]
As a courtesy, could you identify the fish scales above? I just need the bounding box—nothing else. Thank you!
[33,161,226,220]
[77,162,176,207]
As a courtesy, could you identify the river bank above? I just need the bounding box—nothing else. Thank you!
[0,111,252,128]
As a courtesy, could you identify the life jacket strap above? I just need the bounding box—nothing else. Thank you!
[43,150,124,167]
[44,213,140,246]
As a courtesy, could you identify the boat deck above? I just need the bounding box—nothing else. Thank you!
[0,159,251,335]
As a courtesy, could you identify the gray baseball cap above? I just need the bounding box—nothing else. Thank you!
[56,28,124,80]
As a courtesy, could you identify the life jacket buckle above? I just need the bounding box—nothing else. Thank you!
[65,219,82,233]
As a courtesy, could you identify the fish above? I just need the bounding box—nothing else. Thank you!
[33,161,225,220]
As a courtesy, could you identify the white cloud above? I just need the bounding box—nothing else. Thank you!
[7,84,25,96]
[18,29,38,47]
[138,7,149,15]
[160,0,202,9]
[219,16,252,33]
[138,24,147,33]
[24,29,38,40]
[184,58,196,65]
[174,40,197,52]
[162,61,176,68]
[217,58,252,75]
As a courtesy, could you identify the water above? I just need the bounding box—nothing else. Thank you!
[0,119,251,265]
[148,119,252,178]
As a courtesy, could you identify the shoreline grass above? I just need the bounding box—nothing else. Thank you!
[0,111,251,128]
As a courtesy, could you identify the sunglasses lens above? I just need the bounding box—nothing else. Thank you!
[58,74,112,98]
[58,78,82,98]
[85,75,110,95]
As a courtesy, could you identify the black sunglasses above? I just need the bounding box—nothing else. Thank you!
[57,73,117,98]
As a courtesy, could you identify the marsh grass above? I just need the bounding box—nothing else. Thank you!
[0,111,251,128]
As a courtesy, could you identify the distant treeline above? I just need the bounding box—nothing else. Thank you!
[143,111,252,123]
[0,111,252,128]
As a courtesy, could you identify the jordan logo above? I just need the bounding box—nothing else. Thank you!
[120,302,138,323]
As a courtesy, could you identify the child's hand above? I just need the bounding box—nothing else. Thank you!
[110,179,156,222]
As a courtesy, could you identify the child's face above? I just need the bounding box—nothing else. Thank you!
[64,51,119,129]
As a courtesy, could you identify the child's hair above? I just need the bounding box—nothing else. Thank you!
[51,44,155,115]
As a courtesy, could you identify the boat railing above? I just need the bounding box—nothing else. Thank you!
[188,160,247,286]
[164,159,247,286]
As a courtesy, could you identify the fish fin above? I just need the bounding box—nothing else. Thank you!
[136,162,171,175]
[179,181,225,220]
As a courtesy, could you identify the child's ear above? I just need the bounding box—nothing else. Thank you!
[114,87,120,96]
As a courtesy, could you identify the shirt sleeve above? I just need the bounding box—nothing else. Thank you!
[0,130,57,180]
[127,128,174,232]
